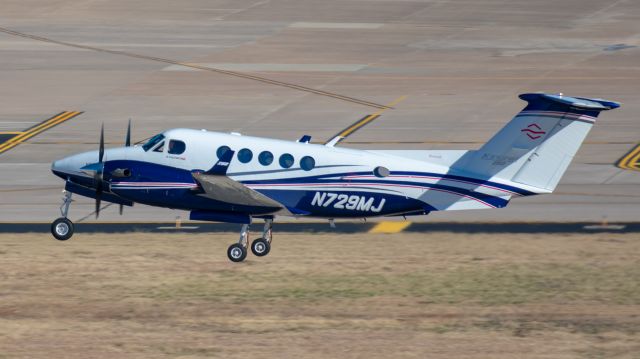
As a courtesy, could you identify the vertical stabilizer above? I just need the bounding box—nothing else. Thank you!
[456,93,620,191]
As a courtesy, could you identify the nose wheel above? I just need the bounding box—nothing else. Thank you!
[227,219,273,262]
[51,190,74,241]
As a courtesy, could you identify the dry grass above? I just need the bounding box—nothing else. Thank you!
[1,231,640,358]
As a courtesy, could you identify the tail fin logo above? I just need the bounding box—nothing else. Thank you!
[521,123,546,140]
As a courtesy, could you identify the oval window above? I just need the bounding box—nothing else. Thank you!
[279,153,294,168]
[238,148,253,163]
[373,166,390,178]
[168,140,186,155]
[258,151,274,166]
[217,145,231,159]
[300,156,315,171]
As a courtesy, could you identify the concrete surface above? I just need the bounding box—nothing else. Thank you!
[0,0,639,223]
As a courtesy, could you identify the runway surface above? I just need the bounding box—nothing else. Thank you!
[1,0,639,223]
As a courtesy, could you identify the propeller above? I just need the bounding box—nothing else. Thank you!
[120,119,132,215]
[83,121,131,217]
[94,123,105,218]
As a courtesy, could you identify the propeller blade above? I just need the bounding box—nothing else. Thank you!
[119,204,124,215]
[125,118,131,147]
[95,174,103,219]
[95,194,101,219]
[99,123,105,163]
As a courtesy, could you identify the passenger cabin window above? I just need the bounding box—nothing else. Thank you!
[259,151,273,166]
[168,140,186,155]
[238,148,253,163]
[217,145,231,159]
[300,156,315,171]
[279,153,294,168]
[142,134,165,152]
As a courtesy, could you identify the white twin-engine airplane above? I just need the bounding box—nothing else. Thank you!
[51,93,619,262]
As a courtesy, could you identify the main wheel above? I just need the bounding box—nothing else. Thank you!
[227,243,247,262]
[51,217,74,241]
[251,238,271,257]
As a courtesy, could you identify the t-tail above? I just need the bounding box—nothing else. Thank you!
[455,93,620,192]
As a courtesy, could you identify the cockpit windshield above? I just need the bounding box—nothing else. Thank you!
[142,134,165,152]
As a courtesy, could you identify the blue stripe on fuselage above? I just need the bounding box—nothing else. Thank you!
[104,160,526,212]
[239,170,533,196]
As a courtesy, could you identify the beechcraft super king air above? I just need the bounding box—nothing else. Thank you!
[50,93,619,262]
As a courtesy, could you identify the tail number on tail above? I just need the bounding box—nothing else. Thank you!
[311,192,385,212]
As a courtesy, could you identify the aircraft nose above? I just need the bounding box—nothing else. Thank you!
[51,151,98,179]
[51,156,76,179]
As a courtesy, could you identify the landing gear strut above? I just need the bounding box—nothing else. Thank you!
[227,219,274,262]
[51,190,74,241]
[251,219,273,257]
[227,224,249,262]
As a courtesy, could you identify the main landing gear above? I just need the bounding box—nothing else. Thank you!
[51,191,74,241]
[227,219,273,262]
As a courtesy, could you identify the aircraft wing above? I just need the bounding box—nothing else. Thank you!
[192,172,283,209]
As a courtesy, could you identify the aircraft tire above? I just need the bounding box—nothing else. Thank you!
[227,243,247,262]
[251,238,271,257]
[51,217,74,241]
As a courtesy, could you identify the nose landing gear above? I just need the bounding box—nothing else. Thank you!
[51,191,74,241]
[227,219,273,262]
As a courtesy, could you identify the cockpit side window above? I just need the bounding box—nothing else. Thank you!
[142,134,165,152]
[153,141,165,152]
[168,139,186,155]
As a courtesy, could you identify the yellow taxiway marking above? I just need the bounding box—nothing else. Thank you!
[0,111,83,154]
[337,114,381,139]
[616,143,640,171]
[369,221,412,234]
[327,95,407,144]
[0,131,24,135]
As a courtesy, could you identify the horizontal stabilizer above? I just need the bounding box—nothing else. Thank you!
[520,93,620,111]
